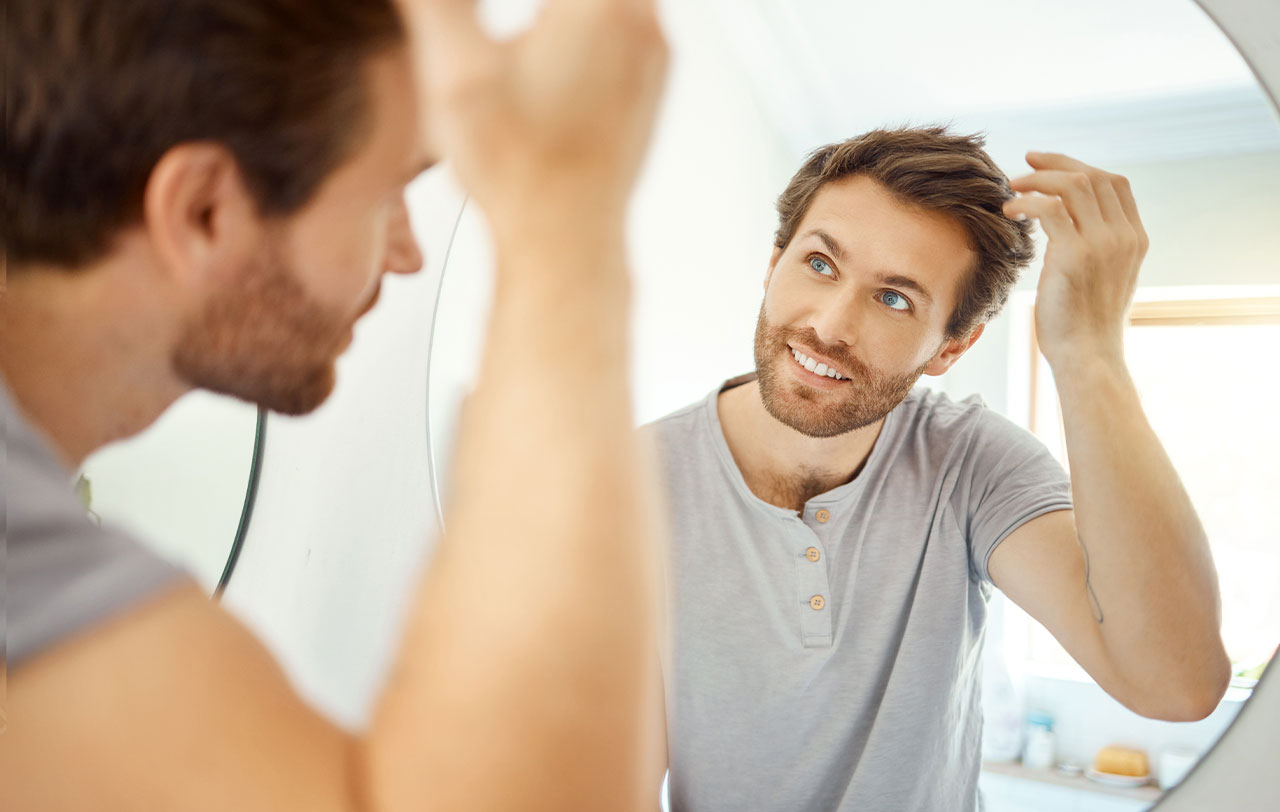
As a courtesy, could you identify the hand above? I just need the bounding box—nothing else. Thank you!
[1003,152,1150,371]
[395,0,669,242]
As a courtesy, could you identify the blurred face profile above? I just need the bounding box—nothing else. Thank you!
[754,175,975,437]
[173,50,426,415]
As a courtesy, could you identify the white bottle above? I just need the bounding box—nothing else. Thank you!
[1022,712,1056,769]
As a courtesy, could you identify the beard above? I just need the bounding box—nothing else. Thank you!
[753,304,928,438]
[172,235,356,416]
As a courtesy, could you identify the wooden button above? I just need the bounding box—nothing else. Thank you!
[815,509,831,523]
[809,595,826,611]
[805,547,821,562]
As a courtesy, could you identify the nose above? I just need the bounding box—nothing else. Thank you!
[383,194,424,275]
[807,289,864,350]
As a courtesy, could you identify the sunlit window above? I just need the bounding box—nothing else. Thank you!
[1011,292,1280,685]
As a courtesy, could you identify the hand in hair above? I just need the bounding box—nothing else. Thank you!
[1002,152,1150,370]
[395,0,669,244]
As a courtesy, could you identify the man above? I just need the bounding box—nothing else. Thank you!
[2,1,668,810]
[649,127,1231,811]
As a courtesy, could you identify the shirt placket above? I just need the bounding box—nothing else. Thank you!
[796,505,834,648]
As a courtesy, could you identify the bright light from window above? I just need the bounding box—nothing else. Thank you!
[1019,303,1280,680]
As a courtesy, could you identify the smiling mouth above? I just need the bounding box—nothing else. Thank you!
[790,347,848,380]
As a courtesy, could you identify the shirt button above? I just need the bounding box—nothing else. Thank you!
[809,595,826,611]
[816,509,831,523]
[805,547,821,562]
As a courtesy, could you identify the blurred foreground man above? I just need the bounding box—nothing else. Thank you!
[2,1,669,810]
[649,128,1231,811]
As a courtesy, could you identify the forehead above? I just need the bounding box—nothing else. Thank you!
[796,175,976,305]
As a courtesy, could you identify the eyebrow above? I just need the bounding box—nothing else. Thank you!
[800,228,935,306]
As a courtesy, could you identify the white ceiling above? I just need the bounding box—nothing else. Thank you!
[476,0,1280,166]
[699,0,1280,163]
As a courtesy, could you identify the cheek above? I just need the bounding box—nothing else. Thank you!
[297,209,388,307]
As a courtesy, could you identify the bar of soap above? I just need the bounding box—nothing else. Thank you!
[1094,746,1149,777]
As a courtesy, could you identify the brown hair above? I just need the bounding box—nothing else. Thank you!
[774,126,1036,338]
[4,0,405,269]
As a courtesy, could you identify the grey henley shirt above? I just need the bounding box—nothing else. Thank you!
[648,374,1073,812]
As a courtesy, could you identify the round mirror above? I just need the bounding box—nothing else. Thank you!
[426,0,1279,809]
[78,391,265,596]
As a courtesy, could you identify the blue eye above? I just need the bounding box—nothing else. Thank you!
[809,256,834,277]
[881,291,911,311]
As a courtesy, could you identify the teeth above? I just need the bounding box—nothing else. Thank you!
[790,348,846,380]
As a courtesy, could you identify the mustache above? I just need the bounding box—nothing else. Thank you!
[766,325,873,378]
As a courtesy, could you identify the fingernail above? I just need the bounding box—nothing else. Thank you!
[1014,213,1028,221]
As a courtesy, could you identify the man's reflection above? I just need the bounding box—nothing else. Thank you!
[647,127,1229,812]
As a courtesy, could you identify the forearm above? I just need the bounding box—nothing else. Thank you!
[1054,352,1229,715]
[363,220,663,811]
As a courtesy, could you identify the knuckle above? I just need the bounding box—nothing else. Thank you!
[1070,172,1092,192]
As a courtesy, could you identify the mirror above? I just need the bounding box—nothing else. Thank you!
[425,0,1280,809]
[78,390,266,596]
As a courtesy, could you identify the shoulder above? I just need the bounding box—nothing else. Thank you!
[895,387,1038,449]
[887,386,990,453]
[638,395,709,450]
[7,395,187,670]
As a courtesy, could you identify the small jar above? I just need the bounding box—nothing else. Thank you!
[1022,711,1056,770]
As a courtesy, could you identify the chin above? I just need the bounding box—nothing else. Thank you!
[261,364,339,416]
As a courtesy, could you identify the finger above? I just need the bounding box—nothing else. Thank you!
[1009,169,1105,232]
[553,0,659,14]
[396,0,492,71]
[1003,193,1079,244]
[1108,173,1151,256]
[1026,151,1128,226]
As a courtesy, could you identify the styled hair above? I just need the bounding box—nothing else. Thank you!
[4,0,405,269]
[774,126,1036,338]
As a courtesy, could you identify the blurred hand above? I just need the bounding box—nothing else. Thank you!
[396,0,669,242]
[1003,152,1150,372]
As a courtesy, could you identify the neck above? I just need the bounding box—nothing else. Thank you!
[2,263,189,470]
[717,377,886,511]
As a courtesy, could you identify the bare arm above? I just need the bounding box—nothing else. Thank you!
[990,153,1230,722]
[2,0,669,810]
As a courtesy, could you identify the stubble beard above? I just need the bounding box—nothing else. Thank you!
[172,236,351,416]
[753,304,928,438]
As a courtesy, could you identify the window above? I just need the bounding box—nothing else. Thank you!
[1007,290,1280,685]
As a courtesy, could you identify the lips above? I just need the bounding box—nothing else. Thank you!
[788,344,850,381]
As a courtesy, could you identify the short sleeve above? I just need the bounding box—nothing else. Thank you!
[5,388,190,670]
[950,407,1073,585]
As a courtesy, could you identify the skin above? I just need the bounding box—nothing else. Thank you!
[704,155,1229,775]
[1,0,670,810]
[719,175,983,510]
[993,152,1230,721]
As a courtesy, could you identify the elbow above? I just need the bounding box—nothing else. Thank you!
[1126,648,1232,722]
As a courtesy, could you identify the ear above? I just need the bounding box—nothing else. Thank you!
[764,244,784,291]
[923,322,985,376]
[142,143,263,292]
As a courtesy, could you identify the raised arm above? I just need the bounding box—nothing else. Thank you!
[989,152,1230,722]
[1,1,670,811]
[363,0,670,809]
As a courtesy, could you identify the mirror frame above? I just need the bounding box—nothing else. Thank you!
[213,407,268,598]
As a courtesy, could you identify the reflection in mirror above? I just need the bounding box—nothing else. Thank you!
[427,0,1280,809]
[79,391,264,596]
